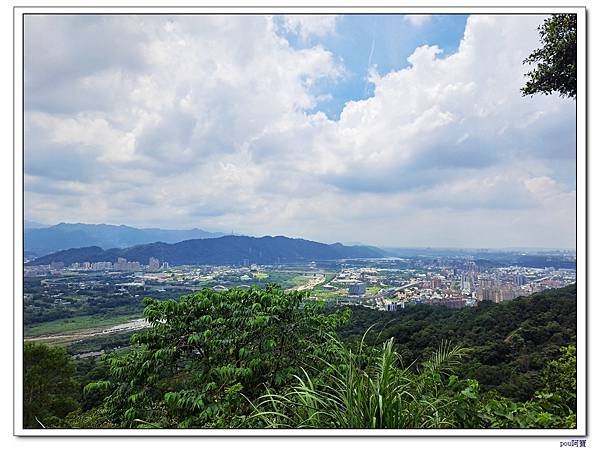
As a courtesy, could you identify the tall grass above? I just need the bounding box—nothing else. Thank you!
[250,335,468,428]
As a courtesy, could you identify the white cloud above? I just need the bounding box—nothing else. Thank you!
[404,15,432,27]
[24,15,576,248]
[312,16,574,189]
[282,15,338,41]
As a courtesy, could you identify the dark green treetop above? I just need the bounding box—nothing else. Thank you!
[85,284,349,428]
[24,342,80,428]
[522,14,577,99]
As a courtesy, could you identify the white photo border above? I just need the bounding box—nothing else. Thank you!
[13,4,587,437]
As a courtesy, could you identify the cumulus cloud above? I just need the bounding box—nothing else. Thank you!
[318,17,574,192]
[282,15,338,41]
[403,15,432,27]
[24,14,576,248]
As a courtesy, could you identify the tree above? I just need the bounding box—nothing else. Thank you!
[252,336,576,429]
[85,285,349,428]
[23,342,80,428]
[252,338,481,428]
[70,285,577,429]
[522,14,577,99]
[537,345,577,416]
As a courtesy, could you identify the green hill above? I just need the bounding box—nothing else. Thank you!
[28,235,386,266]
[340,283,577,401]
[24,284,577,429]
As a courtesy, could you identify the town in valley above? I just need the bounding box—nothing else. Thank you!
[24,249,576,357]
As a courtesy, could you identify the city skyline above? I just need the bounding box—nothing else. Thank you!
[24,14,576,249]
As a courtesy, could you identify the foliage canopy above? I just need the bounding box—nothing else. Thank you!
[340,284,576,402]
[25,284,577,429]
[251,335,575,429]
[24,342,80,428]
[83,284,349,428]
[522,14,577,99]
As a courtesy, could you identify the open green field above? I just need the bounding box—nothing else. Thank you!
[287,274,310,287]
[312,288,346,301]
[24,313,142,338]
[366,286,381,296]
[263,271,309,289]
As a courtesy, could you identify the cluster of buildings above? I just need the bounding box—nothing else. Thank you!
[25,257,169,276]
[325,262,575,312]
[384,265,575,311]
[113,258,142,272]
[70,261,115,271]
[24,254,576,315]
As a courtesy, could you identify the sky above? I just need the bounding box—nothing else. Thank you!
[24,14,576,249]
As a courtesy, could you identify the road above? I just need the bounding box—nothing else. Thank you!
[287,273,326,292]
[24,318,150,345]
[26,275,328,345]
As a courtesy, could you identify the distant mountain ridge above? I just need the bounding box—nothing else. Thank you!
[24,222,226,257]
[28,235,386,266]
[24,220,50,230]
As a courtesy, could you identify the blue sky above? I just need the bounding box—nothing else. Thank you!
[24,14,576,248]
[277,15,469,119]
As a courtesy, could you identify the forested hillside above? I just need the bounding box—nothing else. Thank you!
[29,235,385,266]
[23,284,577,429]
[340,284,577,402]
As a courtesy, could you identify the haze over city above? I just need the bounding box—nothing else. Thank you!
[24,14,576,249]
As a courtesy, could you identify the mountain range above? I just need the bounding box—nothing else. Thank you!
[24,222,225,257]
[27,235,386,266]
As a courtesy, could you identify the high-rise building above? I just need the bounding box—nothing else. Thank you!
[478,286,496,302]
[348,283,366,295]
[480,277,494,289]
[499,287,519,302]
[114,257,141,271]
[514,274,528,286]
[91,261,112,270]
[149,257,160,271]
[115,257,127,271]
[460,274,472,291]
